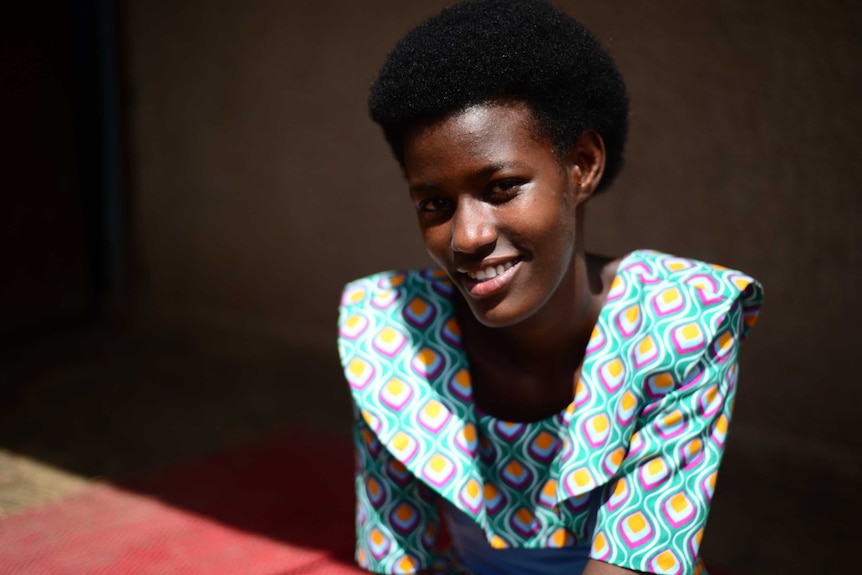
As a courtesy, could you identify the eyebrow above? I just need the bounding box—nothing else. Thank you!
[408,161,527,193]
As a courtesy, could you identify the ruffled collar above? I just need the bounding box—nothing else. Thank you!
[338,250,761,533]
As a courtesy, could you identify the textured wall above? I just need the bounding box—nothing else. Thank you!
[126,0,862,467]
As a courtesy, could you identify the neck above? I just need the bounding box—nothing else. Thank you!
[456,211,616,420]
[459,248,597,366]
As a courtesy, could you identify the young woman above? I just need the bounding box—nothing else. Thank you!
[337,1,763,573]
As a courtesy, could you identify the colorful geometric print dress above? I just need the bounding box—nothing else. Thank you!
[337,250,763,575]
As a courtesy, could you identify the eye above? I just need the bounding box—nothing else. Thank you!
[416,197,453,213]
[486,178,525,202]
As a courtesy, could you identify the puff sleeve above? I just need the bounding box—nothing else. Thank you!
[589,283,762,574]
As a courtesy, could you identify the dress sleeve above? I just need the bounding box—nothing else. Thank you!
[353,409,442,574]
[589,293,754,574]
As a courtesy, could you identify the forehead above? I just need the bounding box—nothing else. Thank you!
[403,102,557,183]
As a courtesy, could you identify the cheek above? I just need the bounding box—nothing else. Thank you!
[419,223,450,262]
[525,220,577,279]
[510,197,576,255]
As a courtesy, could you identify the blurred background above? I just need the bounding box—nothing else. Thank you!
[2,1,860,574]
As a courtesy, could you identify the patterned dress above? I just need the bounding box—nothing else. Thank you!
[337,250,763,575]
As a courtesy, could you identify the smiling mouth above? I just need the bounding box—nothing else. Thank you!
[458,258,521,297]
[464,260,516,282]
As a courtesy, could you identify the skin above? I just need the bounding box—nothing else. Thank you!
[403,101,645,574]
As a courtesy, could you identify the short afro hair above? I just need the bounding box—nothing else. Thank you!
[368,0,629,193]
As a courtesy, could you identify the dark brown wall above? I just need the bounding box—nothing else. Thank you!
[125,1,862,473]
[1,4,93,336]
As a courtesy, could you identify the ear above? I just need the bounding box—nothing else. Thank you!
[564,129,606,204]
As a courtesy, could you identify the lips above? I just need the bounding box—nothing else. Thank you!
[457,258,522,297]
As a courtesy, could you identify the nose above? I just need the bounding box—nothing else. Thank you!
[450,197,496,255]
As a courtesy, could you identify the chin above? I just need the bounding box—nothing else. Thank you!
[463,297,536,329]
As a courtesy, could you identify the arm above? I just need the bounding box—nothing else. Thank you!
[585,286,759,574]
[352,412,442,574]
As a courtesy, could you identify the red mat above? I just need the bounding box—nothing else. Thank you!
[0,428,365,575]
[0,428,733,575]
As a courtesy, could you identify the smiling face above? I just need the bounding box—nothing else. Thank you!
[404,102,597,328]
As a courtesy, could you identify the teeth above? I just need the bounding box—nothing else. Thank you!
[467,261,515,281]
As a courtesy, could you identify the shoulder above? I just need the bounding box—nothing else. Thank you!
[592,250,763,390]
[337,268,463,400]
[338,268,458,345]
[339,269,453,315]
[615,249,763,339]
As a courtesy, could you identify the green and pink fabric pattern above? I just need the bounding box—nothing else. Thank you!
[338,250,763,575]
